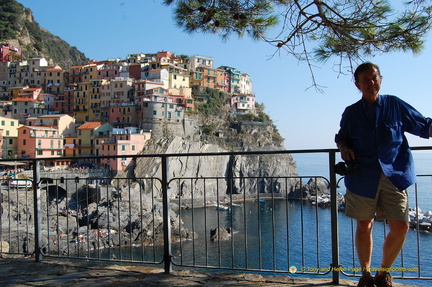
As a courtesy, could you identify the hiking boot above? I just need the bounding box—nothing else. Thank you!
[357,272,375,287]
[374,271,392,287]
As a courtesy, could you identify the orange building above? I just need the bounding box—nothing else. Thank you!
[17,125,67,167]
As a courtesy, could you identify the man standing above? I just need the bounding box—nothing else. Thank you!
[335,62,432,287]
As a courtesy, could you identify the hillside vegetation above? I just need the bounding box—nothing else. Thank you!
[0,0,88,68]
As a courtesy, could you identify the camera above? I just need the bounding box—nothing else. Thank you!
[334,160,359,175]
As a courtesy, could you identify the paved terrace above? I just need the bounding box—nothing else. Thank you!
[0,257,418,287]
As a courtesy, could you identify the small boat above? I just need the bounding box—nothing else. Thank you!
[9,180,32,189]
[214,204,230,211]
[231,202,243,207]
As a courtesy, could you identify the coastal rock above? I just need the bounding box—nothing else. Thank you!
[409,207,432,232]
[0,241,9,257]
[288,177,328,200]
[210,227,231,241]
[128,136,297,200]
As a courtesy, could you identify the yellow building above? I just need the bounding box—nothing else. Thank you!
[82,64,99,82]
[64,135,78,157]
[88,79,106,121]
[0,116,20,158]
[74,82,91,123]
[76,122,113,158]
[166,65,190,89]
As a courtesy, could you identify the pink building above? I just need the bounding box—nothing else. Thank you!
[230,94,256,115]
[0,44,22,62]
[107,104,138,128]
[17,125,67,167]
[99,128,151,173]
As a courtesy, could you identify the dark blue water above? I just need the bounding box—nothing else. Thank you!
[174,199,432,286]
[290,151,432,286]
[96,151,432,286]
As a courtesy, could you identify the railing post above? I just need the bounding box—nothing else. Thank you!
[162,155,172,273]
[329,150,340,284]
[33,159,42,262]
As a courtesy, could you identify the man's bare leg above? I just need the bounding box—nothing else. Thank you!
[356,219,375,273]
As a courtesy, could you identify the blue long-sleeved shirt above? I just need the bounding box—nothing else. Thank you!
[335,95,432,198]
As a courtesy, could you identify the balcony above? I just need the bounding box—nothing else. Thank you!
[30,133,63,138]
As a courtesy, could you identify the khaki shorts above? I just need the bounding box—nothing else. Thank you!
[345,173,409,222]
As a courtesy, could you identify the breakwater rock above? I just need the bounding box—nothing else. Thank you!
[409,207,432,232]
[121,135,298,200]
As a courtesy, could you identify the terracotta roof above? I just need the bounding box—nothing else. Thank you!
[77,122,104,130]
[70,65,85,69]
[12,98,40,103]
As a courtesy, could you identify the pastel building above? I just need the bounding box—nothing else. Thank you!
[76,122,113,157]
[11,98,48,124]
[25,114,75,136]
[140,93,183,131]
[196,67,225,91]
[63,135,78,157]
[220,66,241,94]
[74,82,91,124]
[62,84,76,116]
[100,77,134,106]
[69,64,85,84]
[97,61,122,79]
[100,127,151,173]
[142,68,169,89]
[168,87,194,110]
[15,87,42,100]
[166,65,190,89]
[81,63,100,82]
[230,94,256,115]
[88,79,106,121]
[15,58,48,87]
[240,73,253,95]
[188,55,214,70]
[45,66,67,95]
[17,125,66,167]
[0,116,20,158]
[107,103,138,128]
[0,44,22,62]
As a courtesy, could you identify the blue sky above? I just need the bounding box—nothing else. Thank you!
[17,0,432,150]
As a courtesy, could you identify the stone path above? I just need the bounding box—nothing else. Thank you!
[0,257,420,286]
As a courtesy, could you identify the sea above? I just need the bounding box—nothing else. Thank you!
[105,150,432,286]
[175,150,432,287]
[290,150,432,286]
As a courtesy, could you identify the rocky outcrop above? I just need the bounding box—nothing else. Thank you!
[121,135,298,201]
[210,227,232,241]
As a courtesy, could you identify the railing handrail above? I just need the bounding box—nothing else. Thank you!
[2,147,432,286]
[2,145,431,164]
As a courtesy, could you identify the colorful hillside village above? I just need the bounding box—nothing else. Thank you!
[0,44,256,173]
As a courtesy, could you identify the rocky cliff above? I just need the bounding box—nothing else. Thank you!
[117,112,299,202]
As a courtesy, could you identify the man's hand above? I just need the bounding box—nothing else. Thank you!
[337,142,355,161]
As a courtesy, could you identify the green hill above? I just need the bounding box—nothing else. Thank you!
[0,0,88,68]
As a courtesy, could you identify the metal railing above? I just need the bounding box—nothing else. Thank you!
[0,148,432,286]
